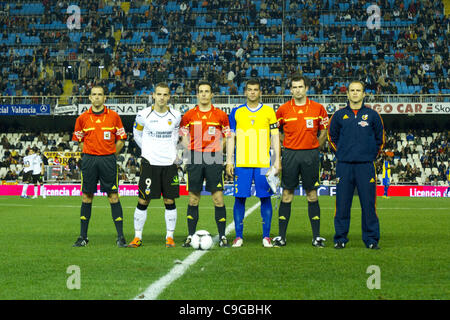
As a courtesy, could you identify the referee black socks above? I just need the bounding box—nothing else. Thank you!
[111,201,124,238]
[80,202,92,238]
[187,205,199,236]
[80,201,124,239]
[215,205,226,238]
[308,200,321,239]
[278,201,291,240]
[278,200,321,240]
[187,205,227,238]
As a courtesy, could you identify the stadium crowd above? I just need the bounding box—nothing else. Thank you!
[1,129,449,186]
[0,0,449,97]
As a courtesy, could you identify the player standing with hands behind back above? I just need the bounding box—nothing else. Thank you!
[273,75,329,247]
[72,85,128,247]
[128,82,181,248]
[179,80,232,247]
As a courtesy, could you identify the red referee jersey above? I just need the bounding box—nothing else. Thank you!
[72,106,127,155]
[276,98,329,150]
[180,105,230,152]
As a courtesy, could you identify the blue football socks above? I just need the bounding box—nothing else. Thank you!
[233,197,246,238]
[260,197,273,238]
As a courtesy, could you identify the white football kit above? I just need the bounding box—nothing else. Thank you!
[133,106,181,166]
[131,106,181,243]
[31,153,43,175]
[23,154,34,173]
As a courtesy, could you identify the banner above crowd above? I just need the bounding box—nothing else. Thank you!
[78,104,148,115]
[174,102,450,115]
[0,104,51,116]
[49,101,450,116]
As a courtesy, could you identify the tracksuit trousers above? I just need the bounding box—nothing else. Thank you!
[334,161,380,247]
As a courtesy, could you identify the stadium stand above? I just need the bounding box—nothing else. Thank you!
[0,129,448,187]
[0,0,448,97]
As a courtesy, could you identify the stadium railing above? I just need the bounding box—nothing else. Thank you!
[2,94,449,111]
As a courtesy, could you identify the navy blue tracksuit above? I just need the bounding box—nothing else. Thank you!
[328,104,385,247]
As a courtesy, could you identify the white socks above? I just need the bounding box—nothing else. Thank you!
[165,208,177,239]
[21,184,46,198]
[21,184,28,196]
[134,207,148,239]
[133,205,178,240]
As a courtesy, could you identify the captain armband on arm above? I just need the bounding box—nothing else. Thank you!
[133,120,144,148]
[269,122,279,135]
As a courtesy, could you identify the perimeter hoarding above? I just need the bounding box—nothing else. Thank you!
[56,102,450,116]
[1,185,448,197]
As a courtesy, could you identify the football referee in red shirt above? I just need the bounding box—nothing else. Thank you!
[179,80,232,247]
[273,75,329,247]
[72,85,128,247]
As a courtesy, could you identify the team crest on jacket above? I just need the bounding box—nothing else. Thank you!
[168,119,172,125]
[362,114,368,120]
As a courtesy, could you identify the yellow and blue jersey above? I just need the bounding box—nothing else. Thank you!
[382,160,391,179]
[229,103,278,168]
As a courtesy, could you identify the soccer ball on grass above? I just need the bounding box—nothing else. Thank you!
[190,230,213,250]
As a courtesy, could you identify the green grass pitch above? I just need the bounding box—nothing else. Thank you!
[0,195,448,300]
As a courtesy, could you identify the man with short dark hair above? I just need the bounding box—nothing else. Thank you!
[226,78,281,248]
[128,82,181,248]
[72,85,127,247]
[273,74,329,247]
[180,80,232,247]
[328,80,385,249]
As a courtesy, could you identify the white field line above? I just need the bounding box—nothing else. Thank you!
[133,201,261,300]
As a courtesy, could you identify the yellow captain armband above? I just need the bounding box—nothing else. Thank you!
[133,121,144,131]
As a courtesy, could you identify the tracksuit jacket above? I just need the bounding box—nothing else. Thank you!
[328,104,384,162]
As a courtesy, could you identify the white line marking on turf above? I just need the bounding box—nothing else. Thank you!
[133,201,261,300]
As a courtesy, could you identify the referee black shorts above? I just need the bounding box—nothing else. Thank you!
[186,151,224,193]
[281,148,320,191]
[81,153,118,194]
[138,158,179,201]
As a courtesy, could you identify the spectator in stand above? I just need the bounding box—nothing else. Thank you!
[1,0,448,97]
[5,169,18,181]
[406,131,415,142]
